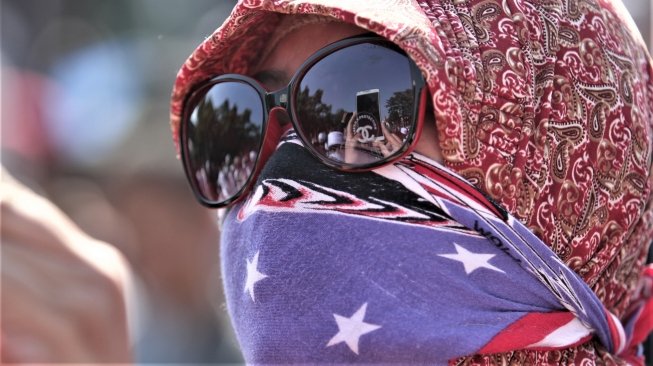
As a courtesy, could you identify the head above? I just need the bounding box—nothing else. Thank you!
[170,2,532,212]
[171,2,653,254]
[170,4,653,351]
[177,14,439,207]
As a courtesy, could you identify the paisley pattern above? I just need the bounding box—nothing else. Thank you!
[170,0,653,364]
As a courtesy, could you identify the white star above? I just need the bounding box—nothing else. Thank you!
[326,303,381,355]
[438,243,505,275]
[244,251,268,302]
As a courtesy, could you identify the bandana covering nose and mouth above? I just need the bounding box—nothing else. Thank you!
[220,138,652,364]
[171,0,653,364]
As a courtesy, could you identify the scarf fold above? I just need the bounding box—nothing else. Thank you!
[376,151,653,361]
[220,140,653,365]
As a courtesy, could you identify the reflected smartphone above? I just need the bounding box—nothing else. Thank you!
[355,89,383,143]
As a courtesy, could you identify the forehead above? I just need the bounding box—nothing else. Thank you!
[255,21,367,86]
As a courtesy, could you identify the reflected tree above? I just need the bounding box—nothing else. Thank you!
[295,86,336,143]
[386,88,413,127]
[191,98,259,182]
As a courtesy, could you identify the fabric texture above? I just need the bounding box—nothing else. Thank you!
[170,0,653,364]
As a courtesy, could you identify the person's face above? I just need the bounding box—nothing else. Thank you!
[255,20,443,162]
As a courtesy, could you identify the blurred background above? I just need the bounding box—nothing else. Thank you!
[0,0,651,364]
[1,0,243,364]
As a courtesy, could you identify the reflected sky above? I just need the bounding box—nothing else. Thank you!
[299,43,413,121]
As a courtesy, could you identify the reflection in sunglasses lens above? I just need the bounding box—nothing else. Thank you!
[184,82,264,203]
[295,43,417,166]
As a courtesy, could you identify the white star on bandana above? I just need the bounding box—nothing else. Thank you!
[439,243,505,275]
[326,303,381,354]
[244,251,268,302]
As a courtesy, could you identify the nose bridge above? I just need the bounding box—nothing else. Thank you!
[265,87,293,130]
[266,88,290,112]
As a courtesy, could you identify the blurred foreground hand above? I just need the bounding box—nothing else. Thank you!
[0,168,132,364]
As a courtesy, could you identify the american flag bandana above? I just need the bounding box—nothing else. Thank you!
[220,141,653,364]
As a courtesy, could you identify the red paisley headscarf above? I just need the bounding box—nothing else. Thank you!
[170,0,653,363]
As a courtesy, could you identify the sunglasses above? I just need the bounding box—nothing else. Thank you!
[180,35,427,208]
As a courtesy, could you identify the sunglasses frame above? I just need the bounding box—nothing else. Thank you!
[180,34,428,208]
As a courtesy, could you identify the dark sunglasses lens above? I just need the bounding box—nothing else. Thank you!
[183,81,264,204]
[295,43,418,167]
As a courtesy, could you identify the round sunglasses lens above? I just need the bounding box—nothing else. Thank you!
[183,81,264,204]
[294,43,418,167]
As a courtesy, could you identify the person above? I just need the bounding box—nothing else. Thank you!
[1,168,132,363]
[2,0,653,364]
[169,1,653,364]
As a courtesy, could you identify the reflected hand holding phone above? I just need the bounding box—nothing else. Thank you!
[341,88,406,165]
[353,89,383,144]
[372,120,403,157]
[343,112,381,165]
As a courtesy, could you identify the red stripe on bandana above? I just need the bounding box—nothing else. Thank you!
[479,312,590,354]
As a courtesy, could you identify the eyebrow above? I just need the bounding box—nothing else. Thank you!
[252,69,290,90]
